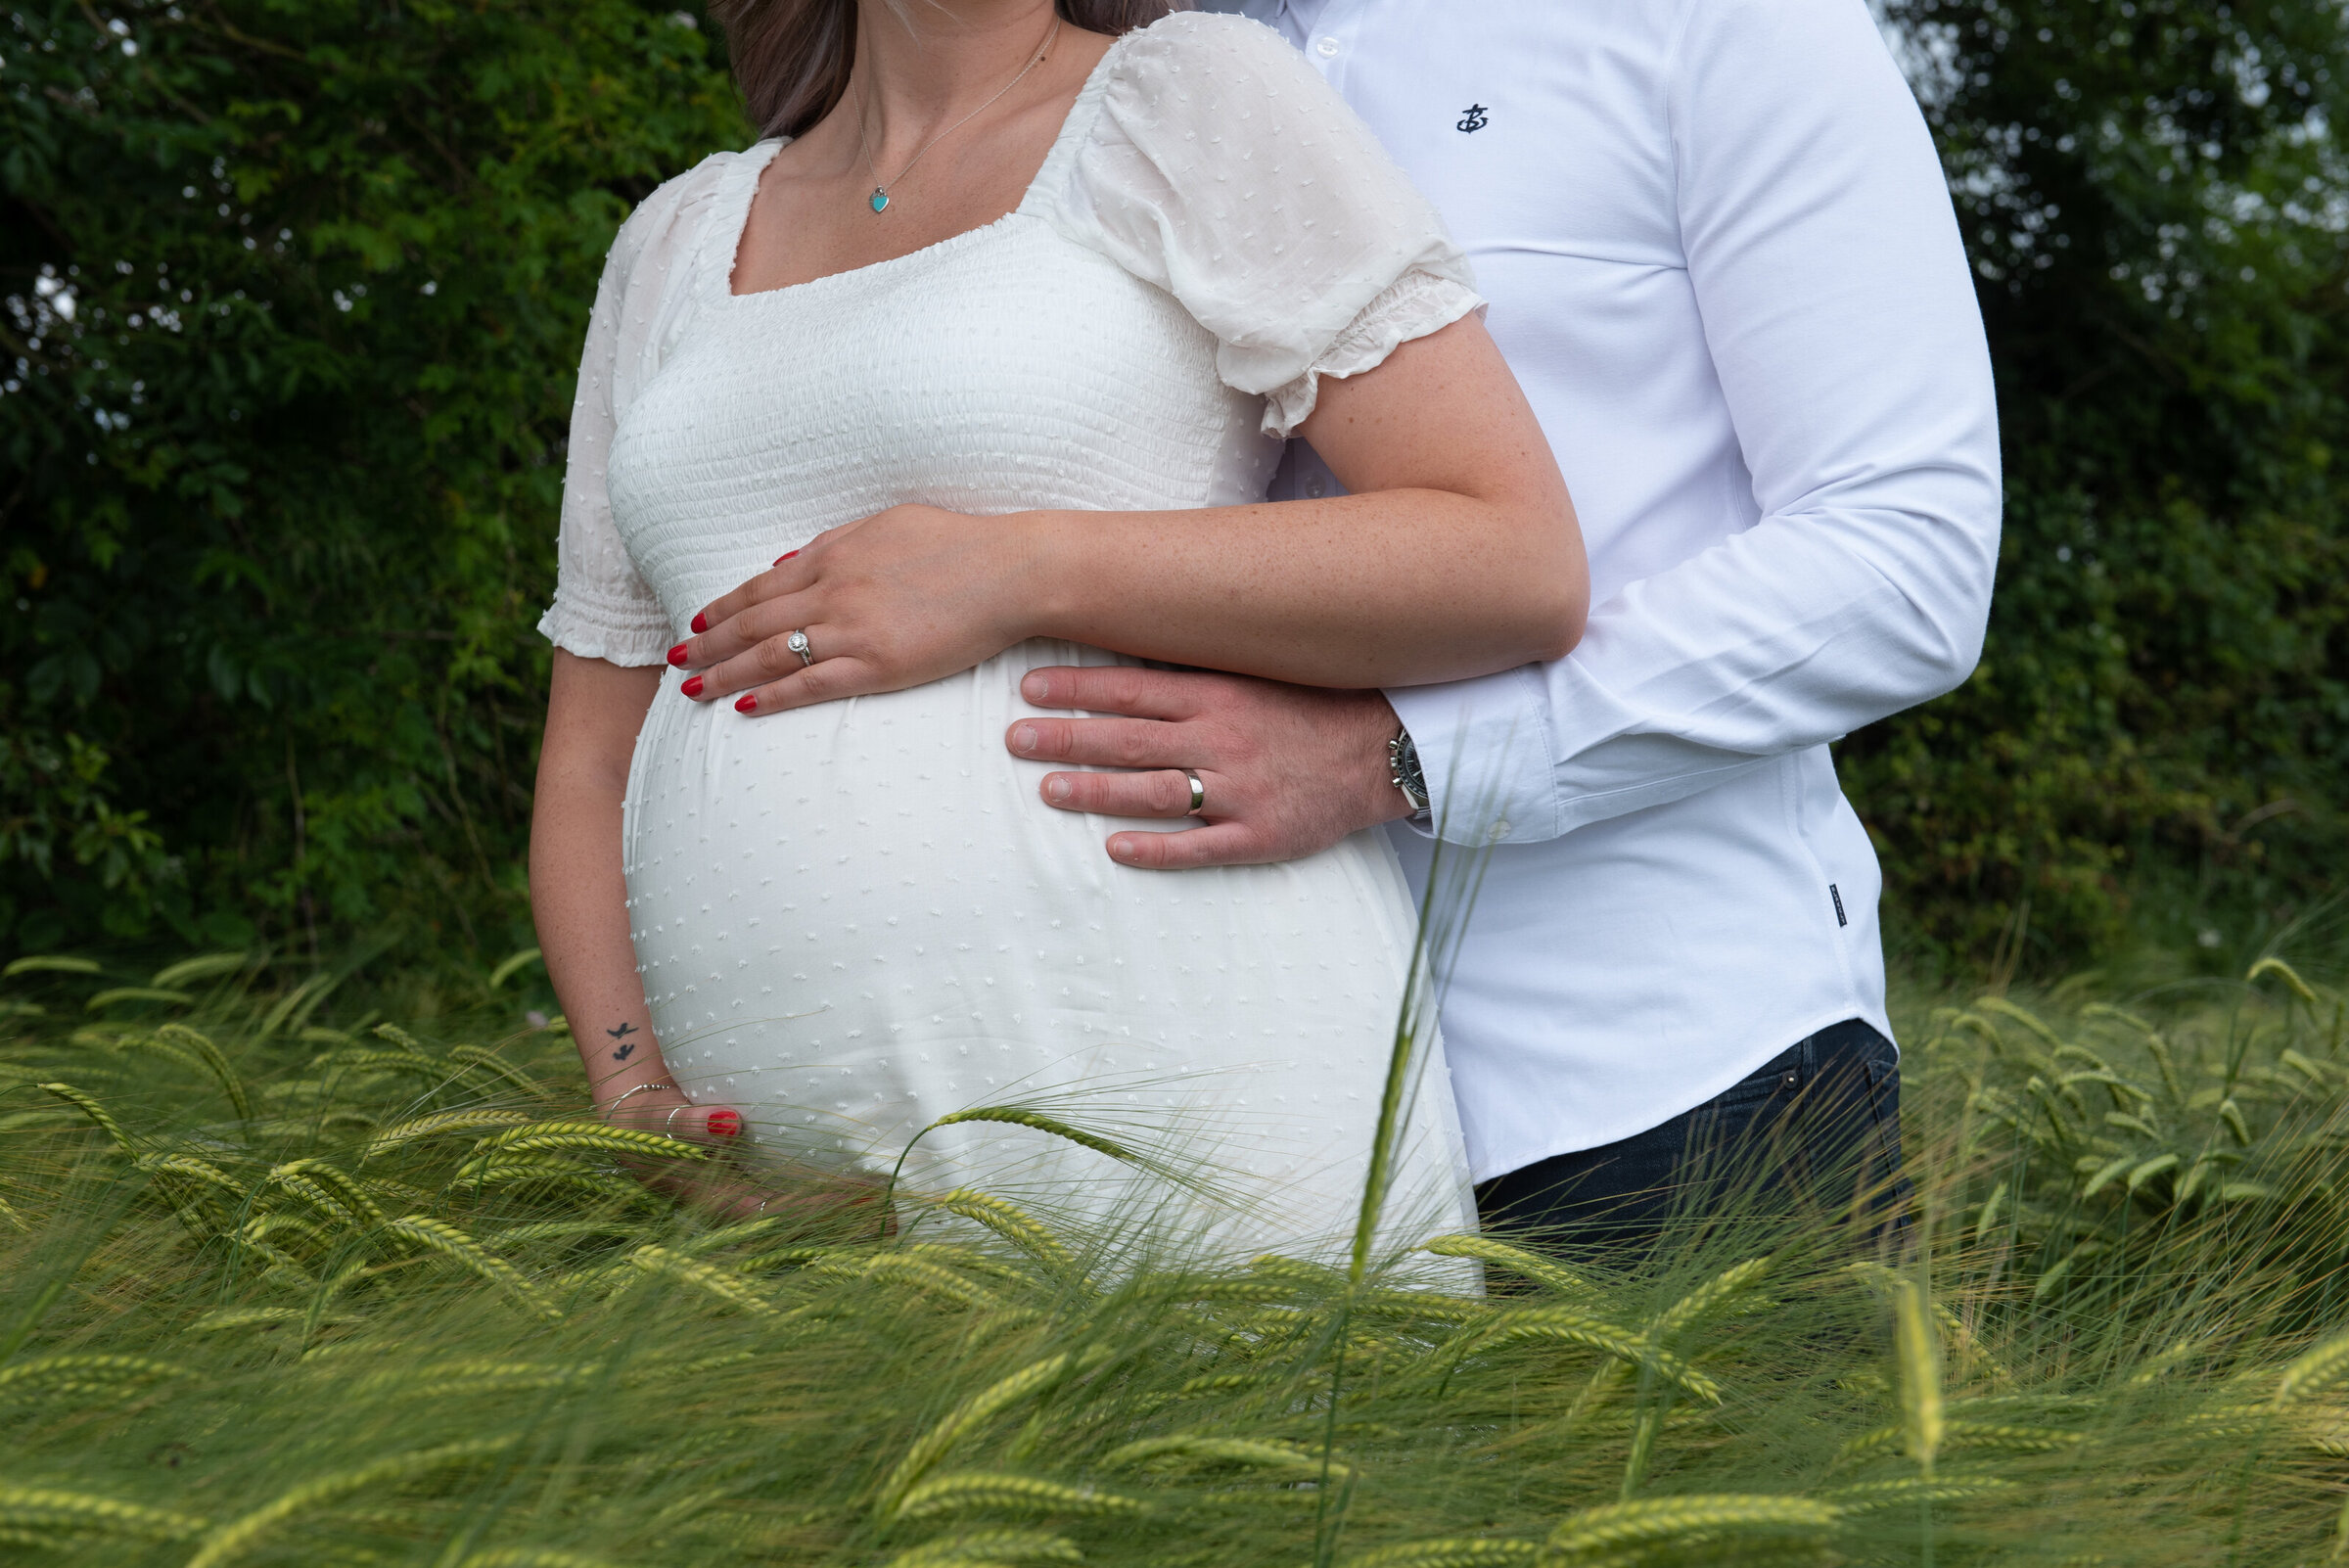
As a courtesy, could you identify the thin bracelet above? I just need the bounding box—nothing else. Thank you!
[604,1081,675,1119]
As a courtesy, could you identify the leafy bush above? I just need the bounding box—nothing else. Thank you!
[2,955,2349,1563]
[1854,0,2349,966]
[0,0,745,955]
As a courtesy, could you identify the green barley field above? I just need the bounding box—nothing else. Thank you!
[3,949,2348,1567]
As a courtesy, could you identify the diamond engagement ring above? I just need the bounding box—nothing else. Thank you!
[786,629,814,667]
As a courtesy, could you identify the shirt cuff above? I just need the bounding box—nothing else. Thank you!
[1385,668,1564,846]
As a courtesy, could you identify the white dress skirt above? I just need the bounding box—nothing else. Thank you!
[539,14,1489,1267]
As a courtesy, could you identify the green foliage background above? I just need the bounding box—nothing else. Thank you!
[2,0,2346,973]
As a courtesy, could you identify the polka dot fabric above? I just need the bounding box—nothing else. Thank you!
[538,14,1480,1264]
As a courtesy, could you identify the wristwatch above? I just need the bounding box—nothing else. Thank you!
[1388,726,1432,823]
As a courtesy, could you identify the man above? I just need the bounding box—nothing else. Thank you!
[1003,0,2001,1246]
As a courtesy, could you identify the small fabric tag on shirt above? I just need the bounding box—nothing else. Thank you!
[1829,883,1849,928]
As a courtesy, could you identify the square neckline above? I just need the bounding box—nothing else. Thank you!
[718,30,1132,304]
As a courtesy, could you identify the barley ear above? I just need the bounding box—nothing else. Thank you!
[627,1244,784,1318]
[0,1484,207,1542]
[934,1188,1079,1273]
[2275,1327,2349,1407]
[2246,955,2323,1005]
[1542,1495,1843,1561]
[183,1438,515,1568]
[154,1023,253,1119]
[381,1216,561,1321]
[35,1083,136,1153]
[882,1529,1082,1566]
[1422,1234,1594,1297]
[892,1472,1147,1522]
[876,1349,1109,1521]
[449,1042,549,1099]
[1890,1276,1945,1478]
[362,1108,533,1161]
[1336,1542,1542,1568]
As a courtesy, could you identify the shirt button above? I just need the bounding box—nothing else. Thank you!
[1306,477,1327,498]
[1314,35,1341,57]
[1492,818,1513,838]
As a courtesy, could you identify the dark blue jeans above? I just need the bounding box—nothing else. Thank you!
[1473,1019,1907,1261]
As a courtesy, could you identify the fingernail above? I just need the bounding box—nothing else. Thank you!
[668,643,690,668]
[1021,672,1047,701]
[681,675,704,698]
[775,550,798,564]
[707,1108,742,1139]
[690,612,709,634]
[735,694,758,714]
[1044,776,1071,804]
[1109,837,1132,859]
[1010,723,1036,755]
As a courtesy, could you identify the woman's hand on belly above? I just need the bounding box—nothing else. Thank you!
[670,503,1040,715]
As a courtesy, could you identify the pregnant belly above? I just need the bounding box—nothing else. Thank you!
[619,639,1426,1214]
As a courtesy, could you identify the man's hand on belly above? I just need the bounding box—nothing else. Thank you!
[1007,668,1410,868]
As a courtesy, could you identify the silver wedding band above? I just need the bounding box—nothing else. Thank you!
[786,628,815,668]
[1184,772,1207,816]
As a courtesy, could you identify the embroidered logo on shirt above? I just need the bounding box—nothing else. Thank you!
[1455,104,1490,133]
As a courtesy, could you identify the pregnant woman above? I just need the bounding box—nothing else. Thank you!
[530,0,1585,1261]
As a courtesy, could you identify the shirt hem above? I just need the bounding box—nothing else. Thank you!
[1458,996,1898,1185]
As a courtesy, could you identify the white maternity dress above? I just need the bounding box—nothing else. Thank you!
[539,13,1486,1266]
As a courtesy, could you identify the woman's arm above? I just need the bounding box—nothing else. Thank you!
[668,313,1586,714]
[530,653,726,1133]
[531,653,894,1227]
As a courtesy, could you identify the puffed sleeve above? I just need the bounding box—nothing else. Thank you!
[536,159,729,664]
[1034,13,1482,437]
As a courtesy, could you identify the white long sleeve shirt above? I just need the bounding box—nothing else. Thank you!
[1210,0,2002,1179]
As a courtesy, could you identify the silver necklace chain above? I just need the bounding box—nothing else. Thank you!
[853,12,1061,214]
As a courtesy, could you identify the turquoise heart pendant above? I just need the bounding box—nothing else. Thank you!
[868,188,890,213]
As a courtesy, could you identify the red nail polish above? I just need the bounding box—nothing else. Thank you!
[681,675,704,698]
[775,550,799,564]
[690,612,709,634]
[707,1108,742,1138]
[735,694,758,714]
[667,643,689,668]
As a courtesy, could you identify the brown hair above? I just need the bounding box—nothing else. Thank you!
[711,0,1188,141]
